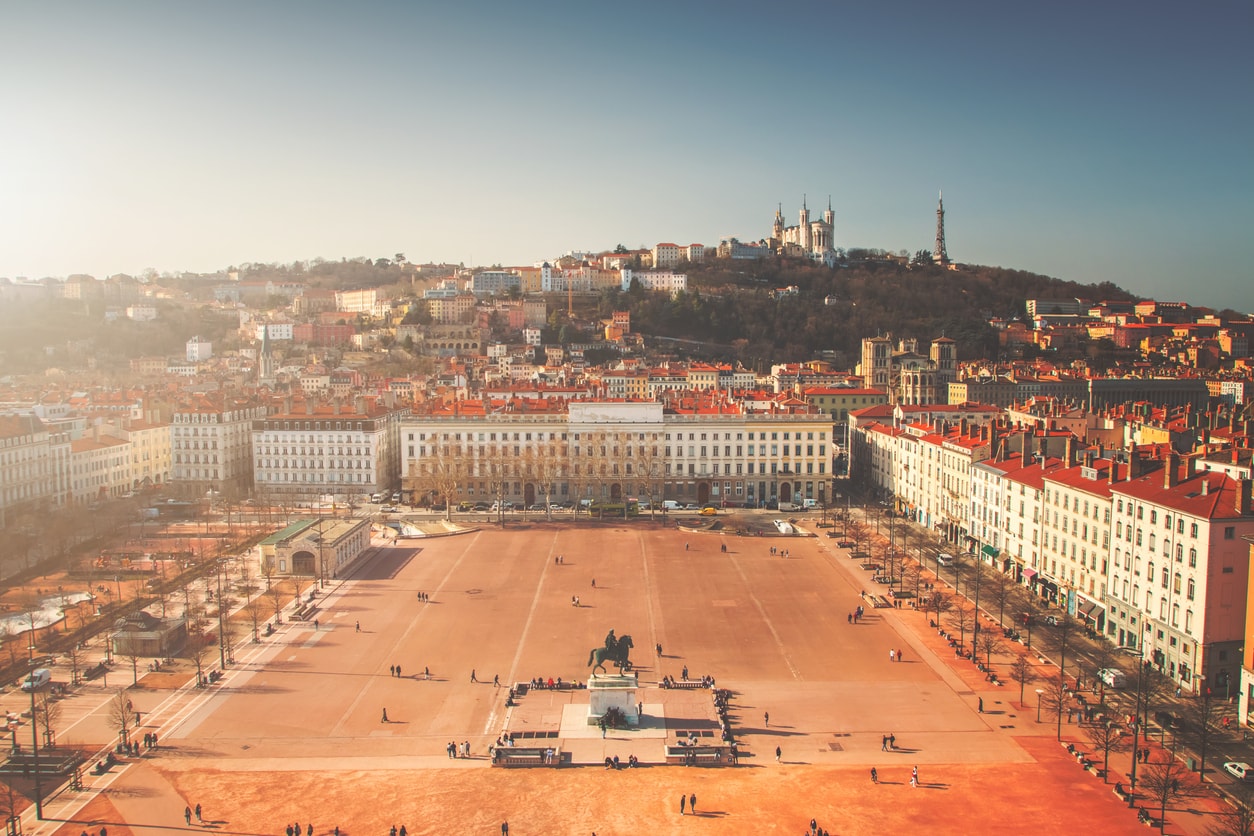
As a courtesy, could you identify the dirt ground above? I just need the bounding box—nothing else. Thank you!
[23,520,1232,835]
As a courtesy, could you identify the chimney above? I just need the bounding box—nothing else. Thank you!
[1164,452,1178,489]
[1201,477,1210,496]
[961,417,969,437]
[1239,479,1252,516]
[1065,436,1074,468]
[1108,457,1118,484]
[1128,443,1139,479]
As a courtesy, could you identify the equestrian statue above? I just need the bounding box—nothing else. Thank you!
[587,629,634,674]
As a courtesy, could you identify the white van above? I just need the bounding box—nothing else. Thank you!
[661,500,682,511]
[936,553,954,566]
[802,498,818,509]
[370,493,385,504]
[21,668,52,691]
[1098,668,1127,689]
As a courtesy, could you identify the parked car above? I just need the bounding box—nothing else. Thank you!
[457,502,474,512]
[1098,668,1126,688]
[528,503,547,511]
[1225,762,1254,782]
[699,507,718,516]
[474,502,491,511]
[381,505,398,513]
[430,503,446,512]
[20,668,52,692]
[684,503,700,510]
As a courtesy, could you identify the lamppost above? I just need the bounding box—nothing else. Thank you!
[1129,649,1148,794]
[216,560,228,670]
[27,661,46,819]
[1035,688,1045,723]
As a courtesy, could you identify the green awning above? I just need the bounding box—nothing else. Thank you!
[982,544,1000,557]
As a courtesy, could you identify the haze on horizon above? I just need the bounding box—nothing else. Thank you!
[2,1,1251,311]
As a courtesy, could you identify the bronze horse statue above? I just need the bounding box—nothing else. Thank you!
[588,634,634,674]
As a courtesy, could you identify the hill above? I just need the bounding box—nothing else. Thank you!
[597,258,1136,369]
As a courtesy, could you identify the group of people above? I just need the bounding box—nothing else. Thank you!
[602,753,638,769]
[528,676,582,690]
[659,674,712,689]
[446,740,472,758]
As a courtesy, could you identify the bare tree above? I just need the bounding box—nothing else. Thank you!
[410,435,470,521]
[184,628,212,687]
[977,630,1003,669]
[64,641,82,686]
[35,691,62,748]
[1183,687,1221,782]
[1051,612,1078,683]
[1042,673,1071,741]
[126,649,143,686]
[1139,755,1194,832]
[243,594,265,643]
[988,570,1015,629]
[925,590,952,629]
[106,688,133,747]
[1010,654,1037,706]
[1213,785,1254,836]
[948,600,976,653]
[1084,718,1130,782]
[266,580,285,625]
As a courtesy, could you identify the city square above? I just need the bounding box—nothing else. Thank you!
[19,517,1183,834]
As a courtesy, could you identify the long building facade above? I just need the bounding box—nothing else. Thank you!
[400,401,833,510]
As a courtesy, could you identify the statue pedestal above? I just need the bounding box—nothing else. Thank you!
[587,673,640,726]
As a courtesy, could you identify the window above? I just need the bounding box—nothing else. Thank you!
[1186,579,1195,600]
[1225,526,1235,540]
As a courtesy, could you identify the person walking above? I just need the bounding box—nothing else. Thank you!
[871,767,878,783]
[195,803,202,822]
[184,806,192,825]
[471,669,478,683]
[764,711,769,727]
[898,648,904,663]
[911,765,919,788]
[680,794,686,815]
[689,793,697,814]
[381,708,389,723]
[775,745,782,762]
[978,697,984,713]
[501,823,509,835]
[355,621,360,632]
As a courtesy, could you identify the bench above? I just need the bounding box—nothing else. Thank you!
[663,680,709,690]
[665,745,732,767]
[492,747,560,768]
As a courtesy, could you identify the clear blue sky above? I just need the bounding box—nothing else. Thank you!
[3,1,1251,310]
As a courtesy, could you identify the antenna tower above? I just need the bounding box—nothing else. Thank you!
[932,191,949,266]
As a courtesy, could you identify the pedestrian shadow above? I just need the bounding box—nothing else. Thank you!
[921,782,950,790]
[690,811,728,818]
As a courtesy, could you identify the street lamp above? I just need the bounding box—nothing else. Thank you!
[1035,688,1045,723]
[1128,648,1148,793]
[27,662,46,819]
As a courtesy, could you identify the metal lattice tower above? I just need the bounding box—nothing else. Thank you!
[932,191,949,266]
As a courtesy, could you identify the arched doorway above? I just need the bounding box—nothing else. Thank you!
[779,482,793,503]
[291,550,316,576]
[696,482,710,505]
[610,483,622,500]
